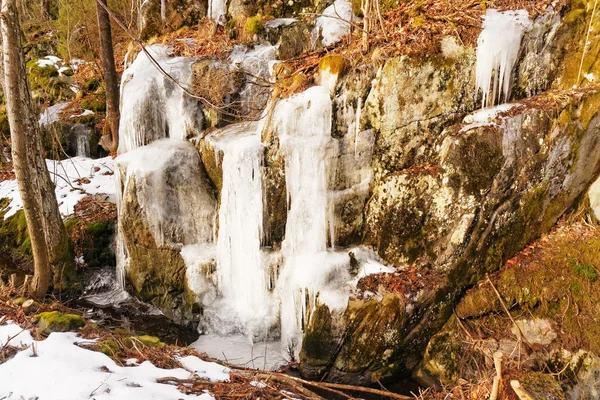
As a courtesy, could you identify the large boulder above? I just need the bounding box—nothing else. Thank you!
[117,139,217,325]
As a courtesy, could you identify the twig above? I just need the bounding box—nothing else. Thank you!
[489,351,503,400]
[576,0,599,86]
[510,380,535,400]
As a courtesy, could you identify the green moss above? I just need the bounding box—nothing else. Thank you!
[245,15,264,36]
[34,311,85,334]
[571,260,598,281]
[0,210,32,260]
[98,339,119,356]
[81,97,106,112]
[13,297,27,306]
[123,335,165,348]
[84,78,101,92]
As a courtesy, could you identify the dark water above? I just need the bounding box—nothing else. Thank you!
[70,267,199,346]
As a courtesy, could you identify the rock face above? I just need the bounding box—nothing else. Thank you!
[296,3,600,383]
[111,0,600,388]
[139,0,208,39]
[415,221,600,398]
[117,140,217,325]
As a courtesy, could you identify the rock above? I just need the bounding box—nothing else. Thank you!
[139,0,208,39]
[588,176,600,221]
[34,311,85,334]
[263,19,312,60]
[117,140,217,326]
[512,318,557,346]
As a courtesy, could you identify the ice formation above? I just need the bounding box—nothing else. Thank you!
[229,45,278,116]
[205,123,273,339]
[312,0,357,47]
[118,45,203,154]
[475,9,532,108]
[207,0,227,22]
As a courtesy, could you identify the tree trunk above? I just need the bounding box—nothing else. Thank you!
[95,0,120,154]
[1,0,71,297]
[41,0,50,20]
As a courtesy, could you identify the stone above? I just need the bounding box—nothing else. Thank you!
[512,318,557,346]
[34,311,85,334]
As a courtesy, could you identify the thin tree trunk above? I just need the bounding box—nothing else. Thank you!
[1,0,50,297]
[95,0,120,154]
[1,0,72,297]
[41,0,50,20]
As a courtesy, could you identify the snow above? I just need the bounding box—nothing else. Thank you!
[177,356,231,381]
[475,9,532,108]
[265,18,296,28]
[39,102,69,126]
[312,0,358,47]
[460,102,519,131]
[70,109,95,119]
[118,45,203,154]
[37,55,61,68]
[0,156,116,219]
[0,320,223,399]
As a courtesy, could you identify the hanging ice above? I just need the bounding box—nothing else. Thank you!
[118,45,203,154]
[271,86,341,356]
[208,0,227,22]
[202,122,274,340]
[475,9,532,108]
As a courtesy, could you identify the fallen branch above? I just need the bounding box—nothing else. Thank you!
[510,380,535,400]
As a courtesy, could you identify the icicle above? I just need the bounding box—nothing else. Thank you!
[475,9,532,108]
[208,0,227,23]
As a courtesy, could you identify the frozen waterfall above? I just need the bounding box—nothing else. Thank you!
[118,45,203,154]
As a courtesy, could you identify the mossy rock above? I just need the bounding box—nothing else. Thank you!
[244,15,264,36]
[34,311,85,334]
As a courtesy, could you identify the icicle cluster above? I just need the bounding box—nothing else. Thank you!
[475,9,532,108]
[118,45,203,154]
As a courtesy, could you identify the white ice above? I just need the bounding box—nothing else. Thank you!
[475,9,532,108]
[207,0,227,22]
[461,102,519,132]
[118,45,203,154]
[0,320,223,400]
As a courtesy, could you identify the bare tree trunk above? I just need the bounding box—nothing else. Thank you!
[95,0,120,154]
[1,0,71,297]
[41,0,50,20]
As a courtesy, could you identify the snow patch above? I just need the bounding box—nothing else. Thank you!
[312,0,358,47]
[0,157,116,219]
[0,321,219,399]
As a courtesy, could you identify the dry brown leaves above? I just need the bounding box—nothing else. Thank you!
[357,265,443,299]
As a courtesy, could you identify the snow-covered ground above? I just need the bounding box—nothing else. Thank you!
[0,319,227,399]
[0,156,116,219]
